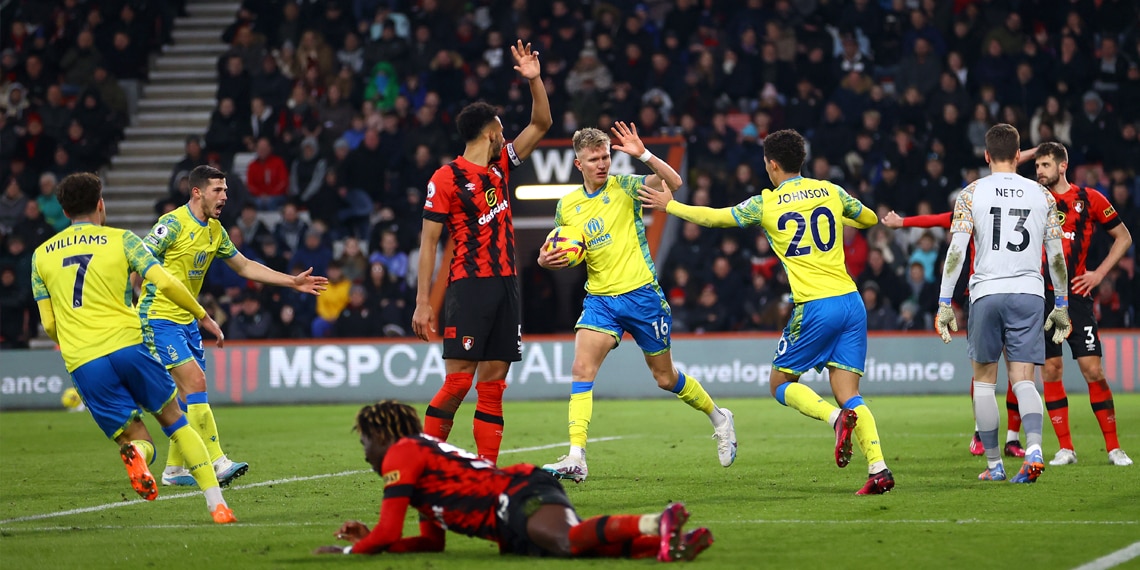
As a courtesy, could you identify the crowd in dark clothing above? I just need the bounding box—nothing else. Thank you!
[4,0,1140,346]
[0,0,178,347]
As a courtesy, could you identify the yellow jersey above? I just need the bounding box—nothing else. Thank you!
[555,174,656,296]
[31,223,160,372]
[138,205,236,325]
[731,176,865,303]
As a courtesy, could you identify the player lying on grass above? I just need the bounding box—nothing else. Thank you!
[30,173,236,523]
[314,400,712,561]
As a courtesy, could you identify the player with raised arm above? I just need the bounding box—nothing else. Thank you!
[936,124,1071,483]
[411,41,552,465]
[141,165,328,488]
[539,124,737,483]
[1032,142,1133,467]
[640,129,893,495]
[881,210,1026,458]
[313,400,712,561]
[31,173,235,523]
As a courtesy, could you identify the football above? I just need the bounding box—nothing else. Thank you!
[543,226,587,268]
[60,387,84,411]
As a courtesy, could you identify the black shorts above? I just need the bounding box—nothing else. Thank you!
[497,469,577,556]
[442,277,522,362]
[1044,291,1102,359]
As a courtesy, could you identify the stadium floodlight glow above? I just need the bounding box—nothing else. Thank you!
[515,184,581,200]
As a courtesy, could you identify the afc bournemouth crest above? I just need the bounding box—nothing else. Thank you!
[1074,200,1085,213]
[462,336,474,351]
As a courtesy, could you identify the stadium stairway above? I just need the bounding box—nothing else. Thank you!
[103,1,237,236]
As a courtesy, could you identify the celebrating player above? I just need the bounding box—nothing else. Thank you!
[140,165,328,488]
[936,124,1071,483]
[881,210,1026,458]
[640,129,893,495]
[538,123,737,483]
[1033,142,1133,467]
[313,400,712,561]
[411,40,552,464]
[30,173,235,523]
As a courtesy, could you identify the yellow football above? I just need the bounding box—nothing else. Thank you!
[543,226,587,268]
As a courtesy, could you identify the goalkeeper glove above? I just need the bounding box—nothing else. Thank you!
[935,300,957,344]
[1044,297,1072,345]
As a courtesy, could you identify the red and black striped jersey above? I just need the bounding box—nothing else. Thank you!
[351,434,535,554]
[1047,184,1121,294]
[423,144,522,282]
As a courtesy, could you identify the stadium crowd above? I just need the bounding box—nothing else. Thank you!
[2,0,1139,345]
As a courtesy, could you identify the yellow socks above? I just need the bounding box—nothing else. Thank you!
[568,388,593,449]
[671,373,715,414]
[777,382,838,422]
[131,439,156,465]
[186,392,224,463]
[852,404,885,468]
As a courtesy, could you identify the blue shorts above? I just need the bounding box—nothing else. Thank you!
[773,291,867,376]
[575,283,671,355]
[144,318,205,370]
[71,344,177,439]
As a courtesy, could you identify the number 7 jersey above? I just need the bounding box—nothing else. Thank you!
[30,223,160,372]
[731,177,866,302]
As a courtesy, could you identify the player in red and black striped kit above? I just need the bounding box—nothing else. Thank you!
[1033,142,1133,467]
[882,208,1026,458]
[313,401,712,561]
[411,41,552,465]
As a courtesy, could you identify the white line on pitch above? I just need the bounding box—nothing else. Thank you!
[708,519,1138,525]
[0,521,328,532]
[0,437,624,526]
[1072,542,1140,570]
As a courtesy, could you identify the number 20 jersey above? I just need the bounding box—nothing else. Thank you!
[950,173,1061,301]
[731,177,865,303]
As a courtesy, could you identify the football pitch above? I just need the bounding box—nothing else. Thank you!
[2,395,1138,569]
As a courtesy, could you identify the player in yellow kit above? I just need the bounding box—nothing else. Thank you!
[30,173,236,523]
[640,129,893,494]
[139,165,328,487]
[539,123,736,482]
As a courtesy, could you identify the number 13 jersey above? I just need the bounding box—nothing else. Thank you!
[950,172,1061,301]
[731,176,866,303]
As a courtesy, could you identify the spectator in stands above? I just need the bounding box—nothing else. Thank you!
[205,98,247,166]
[292,228,333,277]
[289,137,326,202]
[863,281,898,331]
[247,137,290,211]
[334,285,378,338]
[0,178,28,233]
[35,173,66,232]
[318,84,354,148]
[907,232,939,283]
[248,96,278,146]
[0,265,32,348]
[312,261,350,337]
[227,292,273,340]
[253,53,291,109]
[368,229,407,281]
[13,200,53,248]
[905,261,939,316]
[235,202,273,245]
[269,304,308,339]
[60,30,103,95]
[217,55,252,120]
[338,236,368,283]
[18,115,55,173]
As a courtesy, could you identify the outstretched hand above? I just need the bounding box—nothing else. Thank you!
[935,303,958,344]
[293,267,329,295]
[882,211,904,229]
[610,121,646,158]
[511,40,541,80]
[637,180,674,211]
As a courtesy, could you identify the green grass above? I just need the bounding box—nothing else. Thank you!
[2,395,1138,569]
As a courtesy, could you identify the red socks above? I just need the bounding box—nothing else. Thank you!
[1088,380,1120,451]
[473,379,506,464]
[1044,381,1072,450]
[569,515,645,556]
[1006,379,1022,433]
[424,373,473,440]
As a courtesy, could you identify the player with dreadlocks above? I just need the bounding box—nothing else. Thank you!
[314,400,713,561]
